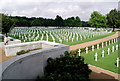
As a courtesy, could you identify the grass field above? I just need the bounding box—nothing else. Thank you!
[79,42,120,74]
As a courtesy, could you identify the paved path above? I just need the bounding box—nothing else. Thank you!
[70,31,120,50]
[0,45,15,63]
[89,65,120,81]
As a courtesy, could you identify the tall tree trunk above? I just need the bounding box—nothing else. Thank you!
[5,33,7,37]
[113,27,115,31]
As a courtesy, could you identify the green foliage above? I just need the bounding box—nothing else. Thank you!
[17,50,29,55]
[89,11,107,28]
[106,9,120,31]
[54,15,64,27]
[64,16,82,27]
[9,15,89,27]
[16,48,41,55]
[38,52,92,81]
[1,14,15,36]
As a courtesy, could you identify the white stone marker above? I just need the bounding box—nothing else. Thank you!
[78,49,81,56]
[92,45,94,51]
[95,52,98,61]
[112,46,114,52]
[102,50,105,58]
[108,48,110,55]
[116,44,118,50]
[109,40,111,45]
[102,42,104,48]
[97,44,99,49]
[86,47,88,54]
[116,58,119,67]
[72,38,74,42]
[106,41,107,46]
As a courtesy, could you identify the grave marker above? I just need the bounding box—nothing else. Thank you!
[95,52,98,61]
[78,49,81,56]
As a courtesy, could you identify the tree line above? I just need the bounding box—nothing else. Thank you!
[1,8,120,36]
[10,15,90,27]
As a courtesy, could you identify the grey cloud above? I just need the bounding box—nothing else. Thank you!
[0,2,118,21]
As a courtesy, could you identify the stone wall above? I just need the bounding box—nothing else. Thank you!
[4,41,59,56]
[0,42,69,80]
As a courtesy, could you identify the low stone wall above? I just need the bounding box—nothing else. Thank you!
[4,41,58,56]
[0,42,69,80]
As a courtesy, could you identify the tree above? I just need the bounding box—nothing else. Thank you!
[81,21,90,27]
[106,9,119,31]
[74,16,82,27]
[54,15,64,27]
[89,11,107,28]
[2,14,15,36]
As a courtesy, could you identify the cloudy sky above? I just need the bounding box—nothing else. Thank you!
[0,0,119,21]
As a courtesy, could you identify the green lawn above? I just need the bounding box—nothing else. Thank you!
[79,42,120,74]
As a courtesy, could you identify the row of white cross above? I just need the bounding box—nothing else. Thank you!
[78,38,119,67]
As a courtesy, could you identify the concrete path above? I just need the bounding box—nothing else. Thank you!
[70,31,120,50]
[89,65,120,81]
[0,43,15,63]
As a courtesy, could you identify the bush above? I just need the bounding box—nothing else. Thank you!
[17,50,29,55]
[38,51,92,81]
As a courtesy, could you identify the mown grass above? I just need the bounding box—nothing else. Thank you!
[79,42,120,74]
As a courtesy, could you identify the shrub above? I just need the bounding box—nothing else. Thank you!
[38,51,92,81]
[17,50,29,55]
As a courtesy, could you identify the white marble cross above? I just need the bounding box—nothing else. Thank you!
[92,45,94,51]
[116,44,118,50]
[109,40,111,45]
[102,42,104,48]
[86,47,88,54]
[97,44,99,49]
[72,38,74,42]
[78,49,81,56]
[95,52,98,61]
[106,41,107,46]
[112,39,114,44]
[102,50,105,58]
[116,58,119,67]
[112,46,114,52]
[108,48,110,55]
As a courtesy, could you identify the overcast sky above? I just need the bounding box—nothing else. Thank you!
[0,0,119,21]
